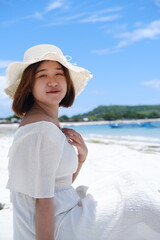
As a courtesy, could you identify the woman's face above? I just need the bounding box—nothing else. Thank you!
[32,60,67,107]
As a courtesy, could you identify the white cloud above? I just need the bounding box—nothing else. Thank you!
[101,23,127,35]
[25,0,68,20]
[141,79,160,90]
[45,0,64,12]
[91,48,121,55]
[80,14,120,23]
[92,7,123,15]
[80,6,122,23]
[24,11,43,20]
[46,13,84,26]
[116,20,160,48]
[134,21,143,27]
[0,60,12,69]
[46,7,122,26]
[91,48,110,55]
[24,2,122,27]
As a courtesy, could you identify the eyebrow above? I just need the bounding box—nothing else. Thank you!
[36,67,64,74]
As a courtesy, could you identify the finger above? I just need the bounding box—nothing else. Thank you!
[62,128,73,133]
[62,128,82,142]
[62,128,80,137]
[66,134,82,145]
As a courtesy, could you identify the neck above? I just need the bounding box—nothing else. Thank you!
[32,102,59,122]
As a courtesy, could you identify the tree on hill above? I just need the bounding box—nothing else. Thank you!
[59,115,69,122]
[2,105,160,122]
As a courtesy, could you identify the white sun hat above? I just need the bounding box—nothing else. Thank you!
[4,44,92,98]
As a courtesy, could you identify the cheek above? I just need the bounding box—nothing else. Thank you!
[32,81,43,98]
[61,78,67,92]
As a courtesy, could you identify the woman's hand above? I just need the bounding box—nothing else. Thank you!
[62,128,88,163]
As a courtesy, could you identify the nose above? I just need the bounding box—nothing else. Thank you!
[47,77,58,87]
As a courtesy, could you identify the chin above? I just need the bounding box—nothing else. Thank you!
[48,99,64,106]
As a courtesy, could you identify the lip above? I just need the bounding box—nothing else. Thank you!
[46,90,61,94]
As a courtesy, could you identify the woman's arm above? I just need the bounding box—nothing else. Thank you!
[36,198,54,240]
[72,160,85,182]
[62,128,88,182]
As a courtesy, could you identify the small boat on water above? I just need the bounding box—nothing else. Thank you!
[110,123,139,128]
[110,123,123,128]
[110,121,160,129]
[149,121,160,128]
[140,122,154,128]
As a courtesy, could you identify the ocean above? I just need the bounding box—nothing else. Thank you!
[0,121,160,151]
[62,122,160,151]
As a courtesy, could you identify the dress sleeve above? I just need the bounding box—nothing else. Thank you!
[7,127,65,198]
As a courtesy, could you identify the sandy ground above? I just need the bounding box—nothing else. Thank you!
[0,135,160,239]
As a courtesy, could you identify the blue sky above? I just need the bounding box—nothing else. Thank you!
[0,0,160,118]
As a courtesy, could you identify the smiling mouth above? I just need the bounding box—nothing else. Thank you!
[47,90,61,94]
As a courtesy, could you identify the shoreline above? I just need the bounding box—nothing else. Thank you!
[61,118,160,126]
[0,118,160,130]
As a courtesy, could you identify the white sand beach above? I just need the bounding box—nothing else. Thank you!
[0,124,160,239]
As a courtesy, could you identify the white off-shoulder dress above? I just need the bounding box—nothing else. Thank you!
[6,121,160,240]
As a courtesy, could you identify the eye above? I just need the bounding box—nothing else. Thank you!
[38,74,47,78]
[56,72,64,76]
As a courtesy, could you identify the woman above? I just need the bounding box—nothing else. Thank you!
[5,44,92,239]
[5,44,160,240]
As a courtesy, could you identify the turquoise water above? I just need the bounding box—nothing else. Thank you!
[63,123,160,139]
[62,123,160,146]
[0,122,160,146]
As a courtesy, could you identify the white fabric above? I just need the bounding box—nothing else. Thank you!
[7,121,78,198]
[6,121,160,240]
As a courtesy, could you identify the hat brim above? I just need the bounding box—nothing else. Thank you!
[4,52,92,99]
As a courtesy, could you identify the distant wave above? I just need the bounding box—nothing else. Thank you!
[84,133,160,144]
[83,134,160,153]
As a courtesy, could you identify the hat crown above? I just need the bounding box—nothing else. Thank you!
[23,44,63,62]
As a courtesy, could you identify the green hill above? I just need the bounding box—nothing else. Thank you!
[2,105,160,122]
[60,105,160,121]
